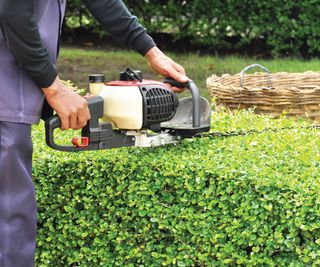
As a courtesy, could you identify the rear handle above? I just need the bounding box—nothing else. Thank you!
[45,96,104,152]
[45,114,81,152]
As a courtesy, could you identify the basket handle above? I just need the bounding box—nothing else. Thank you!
[240,64,272,88]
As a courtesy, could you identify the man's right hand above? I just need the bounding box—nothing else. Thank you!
[42,76,91,130]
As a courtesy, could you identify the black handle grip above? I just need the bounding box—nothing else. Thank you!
[45,96,104,152]
[163,78,200,127]
[163,77,190,89]
[45,114,80,152]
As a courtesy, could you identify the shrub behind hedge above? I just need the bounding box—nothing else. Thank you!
[33,111,320,266]
[64,0,320,57]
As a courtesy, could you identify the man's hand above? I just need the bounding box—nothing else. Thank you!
[145,46,189,93]
[42,77,91,130]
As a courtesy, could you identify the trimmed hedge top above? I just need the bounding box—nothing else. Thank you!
[33,110,320,266]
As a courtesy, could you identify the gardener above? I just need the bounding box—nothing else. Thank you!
[0,0,188,266]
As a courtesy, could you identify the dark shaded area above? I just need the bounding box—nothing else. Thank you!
[63,0,320,58]
[61,28,274,58]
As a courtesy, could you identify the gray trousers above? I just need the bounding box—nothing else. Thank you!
[0,121,36,267]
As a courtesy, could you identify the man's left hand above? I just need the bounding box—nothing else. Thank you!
[145,46,189,93]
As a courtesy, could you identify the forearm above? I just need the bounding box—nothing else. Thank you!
[82,0,156,55]
[0,0,57,88]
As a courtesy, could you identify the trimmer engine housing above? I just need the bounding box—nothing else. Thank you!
[89,73,179,130]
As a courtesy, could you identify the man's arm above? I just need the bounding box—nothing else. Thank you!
[82,0,156,55]
[0,0,57,87]
[82,0,188,90]
[0,0,90,130]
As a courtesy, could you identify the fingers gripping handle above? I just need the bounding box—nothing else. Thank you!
[45,96,104,152]
[163,78,201,127]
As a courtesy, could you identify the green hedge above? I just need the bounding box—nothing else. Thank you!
[33,110,320,266]
[64,0,320,57]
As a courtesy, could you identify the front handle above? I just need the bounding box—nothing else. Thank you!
[163,78,200,127]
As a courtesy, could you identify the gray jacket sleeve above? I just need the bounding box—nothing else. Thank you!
[0,0,58,88]
[82,0,156,55]
[0,0,156,89]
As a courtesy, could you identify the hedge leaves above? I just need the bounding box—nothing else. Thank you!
[33,110,320,266]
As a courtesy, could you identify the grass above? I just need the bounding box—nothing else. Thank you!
[57,47,320,99]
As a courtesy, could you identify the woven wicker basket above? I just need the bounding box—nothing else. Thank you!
[207,64,320,121]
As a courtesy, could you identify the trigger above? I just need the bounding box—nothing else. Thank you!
[72,137,89,148]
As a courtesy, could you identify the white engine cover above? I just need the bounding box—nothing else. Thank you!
[90,84,143,130]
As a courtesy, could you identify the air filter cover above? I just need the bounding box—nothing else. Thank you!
[139,84,179,128]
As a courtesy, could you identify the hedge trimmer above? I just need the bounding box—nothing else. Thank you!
[45,68,212,152]
[196,125,320,139]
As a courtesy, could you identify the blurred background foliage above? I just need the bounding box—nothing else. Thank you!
[63,0,320,57]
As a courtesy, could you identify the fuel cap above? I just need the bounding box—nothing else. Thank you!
[89,74,105,83]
